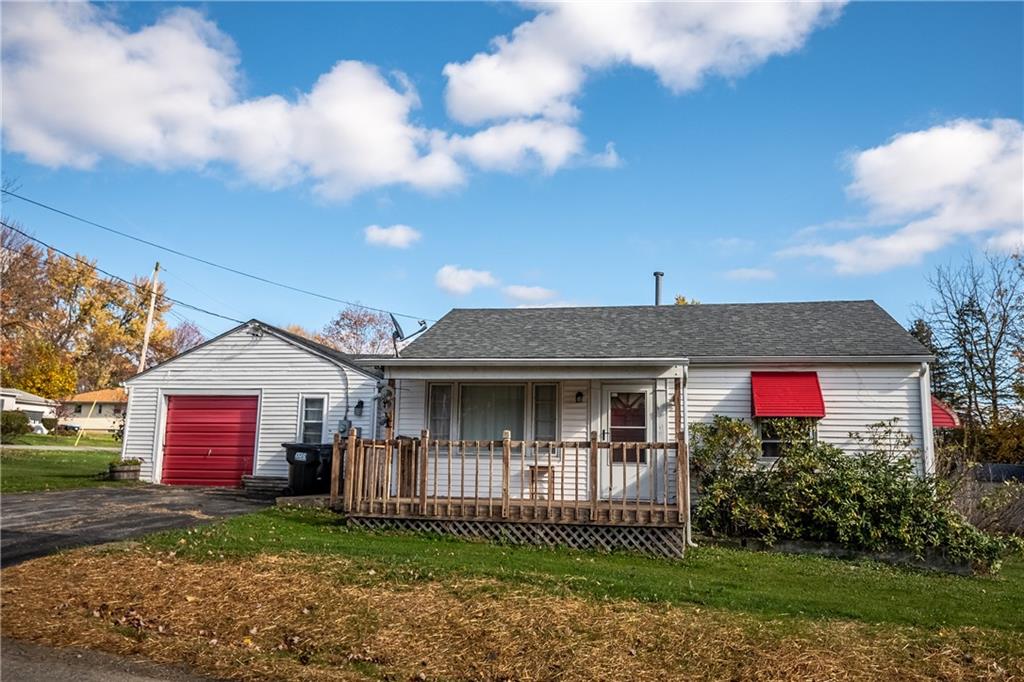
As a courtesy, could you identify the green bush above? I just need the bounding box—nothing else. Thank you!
[1,411,31,442]
[690,416,1018,573]
[41,417,58,432]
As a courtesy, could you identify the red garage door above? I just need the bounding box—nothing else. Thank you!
[162,396,258,487]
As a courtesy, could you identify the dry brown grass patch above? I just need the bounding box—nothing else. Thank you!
[2,548,1021,681]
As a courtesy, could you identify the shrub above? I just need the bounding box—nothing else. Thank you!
[690,416,1019,573]
[1,411,31,442]
[41,417,57,432]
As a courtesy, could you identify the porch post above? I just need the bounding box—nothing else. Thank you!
[418,429,429,514]
[589,430,598,518]
[344,427,358,513]
[501,429,511,518]
[674,376,689,527]
[329,431,342,510]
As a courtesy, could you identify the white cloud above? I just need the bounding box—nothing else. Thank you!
[986,228,1023,254]
[443,3,843,125]
[503,284,556,302]
[785,119,1024,273]
[435,265,498,295]
[447,119,584,173]
[1,3,843,198]
[725,268,776,281]
[364,224,422,249]
[0,3,615,198]
[713,237,755,251]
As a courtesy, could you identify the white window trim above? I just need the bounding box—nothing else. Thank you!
[425,381,562,452]
[297,393,329,444]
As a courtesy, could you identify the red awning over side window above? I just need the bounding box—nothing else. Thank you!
[931,396,960,429]
[751,372,826,418]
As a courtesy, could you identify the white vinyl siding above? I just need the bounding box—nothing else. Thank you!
[389,364,926,502]
[122,328,378,482]
[688,364,925,470]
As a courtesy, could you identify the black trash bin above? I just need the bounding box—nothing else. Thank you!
[282,442,335,495]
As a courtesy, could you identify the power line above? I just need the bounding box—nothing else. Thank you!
[1,189,434,322]
[1,220,246,325]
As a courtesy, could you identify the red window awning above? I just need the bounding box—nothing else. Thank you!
[931,396,960,429]
[751,372,826,418]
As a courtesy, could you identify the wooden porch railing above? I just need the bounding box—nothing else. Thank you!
[331,428,690,526]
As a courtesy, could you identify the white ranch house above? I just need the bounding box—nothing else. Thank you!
[120,300,936,556]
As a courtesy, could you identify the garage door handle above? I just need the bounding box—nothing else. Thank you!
[206,449,212,457]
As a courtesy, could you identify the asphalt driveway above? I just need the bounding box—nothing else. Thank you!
[0,486,270,567]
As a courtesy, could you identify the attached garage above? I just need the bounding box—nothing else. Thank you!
[120,320,382,487]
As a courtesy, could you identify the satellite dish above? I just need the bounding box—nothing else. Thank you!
[389,314,427,357]
[390,313,406,341]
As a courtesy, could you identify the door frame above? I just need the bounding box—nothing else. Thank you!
[598,383,654,500]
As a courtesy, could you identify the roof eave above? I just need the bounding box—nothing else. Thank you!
[376,357,690,366]
[688,354,934,364]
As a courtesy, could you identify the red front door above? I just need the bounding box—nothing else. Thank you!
[162,395,258,487]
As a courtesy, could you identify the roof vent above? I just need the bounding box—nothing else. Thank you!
[653,271,664,305]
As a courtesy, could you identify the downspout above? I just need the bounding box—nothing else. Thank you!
[683,365,695,547]
[919,362,936,476]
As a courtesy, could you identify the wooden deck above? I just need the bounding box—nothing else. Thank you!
[326,377,690,556]
[328,427,691,556]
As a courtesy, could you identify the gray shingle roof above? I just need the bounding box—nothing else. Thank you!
[262,322,383,377]
[399,301,929,360]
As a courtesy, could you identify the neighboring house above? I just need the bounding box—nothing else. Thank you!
[63,388,128,432]
[0,388,58,432]
[120,320,381,487]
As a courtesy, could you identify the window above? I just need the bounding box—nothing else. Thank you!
[459,384,525,441]
[610,391,647,463]
[97,404,103,415]
[758,418,817,458]
[299,396,326,444]
[533,384,557,441]
[74,404,82,414]
[428,384,452,440]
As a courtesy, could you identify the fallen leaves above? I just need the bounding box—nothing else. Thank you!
[0,549,1021,681]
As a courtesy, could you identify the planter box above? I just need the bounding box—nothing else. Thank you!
[108,464,141,481]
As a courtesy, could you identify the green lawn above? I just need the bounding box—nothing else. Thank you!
[146,507,1024,633]
[0,448,137,492]
[3,432,119,447]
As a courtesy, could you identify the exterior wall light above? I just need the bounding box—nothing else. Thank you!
[575,391,585,403]
[354,399,364,417]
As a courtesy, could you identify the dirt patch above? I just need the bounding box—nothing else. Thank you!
[3,548,1021,681]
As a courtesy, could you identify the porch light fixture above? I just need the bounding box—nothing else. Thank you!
[575,391,584,403]
[354,399,364,417]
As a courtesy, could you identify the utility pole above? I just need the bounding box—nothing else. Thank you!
[137,261,160,374]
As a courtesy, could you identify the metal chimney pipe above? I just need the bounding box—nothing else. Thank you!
[653,271,664,305]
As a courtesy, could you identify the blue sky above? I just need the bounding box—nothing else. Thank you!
[2,2,1021,338]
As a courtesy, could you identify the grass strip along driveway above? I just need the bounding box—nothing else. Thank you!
[4,432,120,448]
[3,508,1022,681]
[0,449,135,493]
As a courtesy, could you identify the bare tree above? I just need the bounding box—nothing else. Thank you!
[919,252,1024,434]
[320,305,392,355]
[171,320,206,355]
